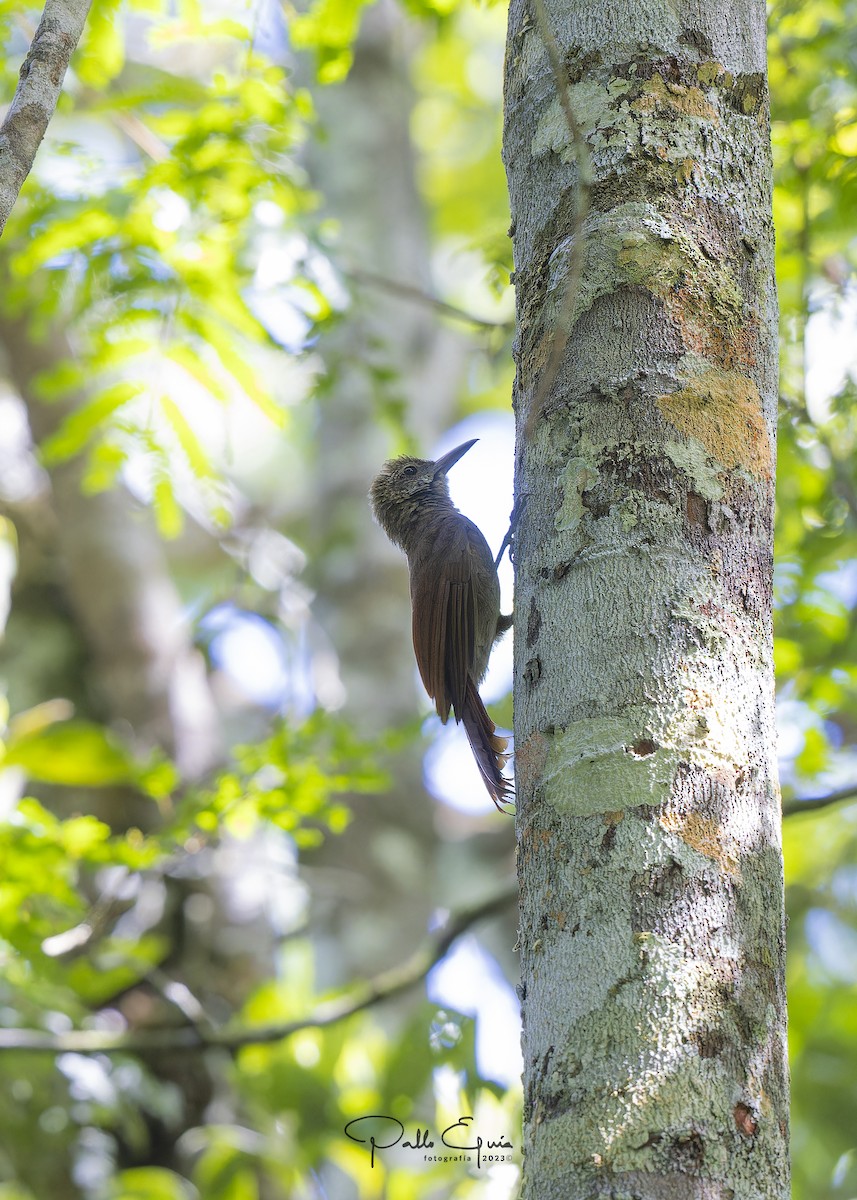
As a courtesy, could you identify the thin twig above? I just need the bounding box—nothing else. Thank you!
[782,783,857,818]
[0,881,518,1056]
[0,0,93,237]
[523,0,591,440]
[343,266,512,331]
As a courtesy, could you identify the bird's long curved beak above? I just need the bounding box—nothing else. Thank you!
[433,438,478,478]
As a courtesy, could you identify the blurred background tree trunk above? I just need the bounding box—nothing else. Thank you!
[303,0,511,985]
[1,316,219,787]
[0,313,261,1179]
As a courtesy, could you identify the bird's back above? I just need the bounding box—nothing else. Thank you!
[408,508,500,719]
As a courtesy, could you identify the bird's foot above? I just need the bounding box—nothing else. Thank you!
[495,492,530,568]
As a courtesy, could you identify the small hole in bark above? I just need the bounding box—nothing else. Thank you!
[526,599,542,647]
[734,1102,758,1137]
[686,490,708,527]
[524,657,541,686]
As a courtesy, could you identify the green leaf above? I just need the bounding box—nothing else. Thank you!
[152,474,184,538]
[59,814,112,856]
[793,724,831,779]
[206,333,287,427]
[289,0,375,83]
[192,1133,260,1200]
[135,755,180,801]
[166,345,229,404]
[10,208,120,274]
[81,442,128,494]
[40,383,145,464]
[76,0,126,87]
[107,1167,196,1200]
[4,721,136,787]
[67,933,168,1003]
[160,395,216,477]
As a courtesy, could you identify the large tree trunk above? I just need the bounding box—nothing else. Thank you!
[504,1,789,1196]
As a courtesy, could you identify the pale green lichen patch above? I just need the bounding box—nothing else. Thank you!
[617,501,638,531]
[531,980,743,1173]
[609,804,735,883]
[542,670,756,816]
[555,457,599,531]
[671,594,733,654]
[541,185,756,379]
[532,78,635,163]
[553,202,748,366]
[663,438,725,501]
[551,201,673,320]
[532,62,725,179]
[541,711,674,814]
[617,227,746,355]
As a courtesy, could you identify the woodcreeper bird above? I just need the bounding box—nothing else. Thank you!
[369,439,513,808]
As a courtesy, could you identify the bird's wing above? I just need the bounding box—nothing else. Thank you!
[411,519,475,723]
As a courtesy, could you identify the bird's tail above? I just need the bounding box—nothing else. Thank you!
[461,677,513,811]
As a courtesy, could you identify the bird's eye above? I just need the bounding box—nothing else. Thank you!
[402,465,417,477]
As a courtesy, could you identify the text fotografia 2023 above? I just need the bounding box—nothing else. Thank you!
[343,1114,515,1169]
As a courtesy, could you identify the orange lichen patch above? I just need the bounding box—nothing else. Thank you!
[657,370,772,480]
[682,686,712,710]
[631,72,718,122]
[517,732,548,791]
[662,276,758,370]
[660,810,741,878]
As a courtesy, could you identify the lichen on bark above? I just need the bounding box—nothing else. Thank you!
[505,0,788,1195]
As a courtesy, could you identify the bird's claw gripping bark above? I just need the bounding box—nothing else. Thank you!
[495,492,530,568]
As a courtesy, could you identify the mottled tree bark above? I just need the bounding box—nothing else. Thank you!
[504,1,788,1196]
[0,0,92,237]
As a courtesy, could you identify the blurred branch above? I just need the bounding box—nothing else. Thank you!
[344,266,513,331]
[0,880,518,1056]
[110,110,169,162]
[0,0,92,237]
[782,783,857,818]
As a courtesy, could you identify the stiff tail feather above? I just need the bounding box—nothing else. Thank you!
[461,677,513,810]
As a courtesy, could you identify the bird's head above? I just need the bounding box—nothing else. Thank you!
[369,439,477,547]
